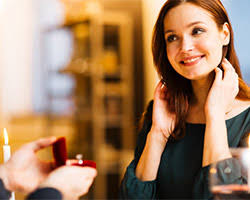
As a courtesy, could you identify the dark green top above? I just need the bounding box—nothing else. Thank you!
[120,101,250,199]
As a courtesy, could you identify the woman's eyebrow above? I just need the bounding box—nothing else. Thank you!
[187,21,204,28]
[164,21,205,34]
[164,29,174,34]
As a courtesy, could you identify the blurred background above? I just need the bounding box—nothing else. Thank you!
[0,0,249,199]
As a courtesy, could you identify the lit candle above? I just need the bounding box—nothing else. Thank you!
[3,128,11,162]
[3,128,15,200]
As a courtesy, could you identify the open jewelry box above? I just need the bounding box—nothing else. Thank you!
[52,137,96,168]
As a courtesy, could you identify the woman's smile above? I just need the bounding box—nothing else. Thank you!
[180,55,205,67]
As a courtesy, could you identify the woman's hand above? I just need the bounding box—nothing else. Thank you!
[202,58,236,166]
[0,137,57,193]
[205,58,239,119]
[150,81,176,142]
[135,81,176,181]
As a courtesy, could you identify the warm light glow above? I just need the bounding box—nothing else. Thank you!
[3,128,9,145]
[210,167,217,174]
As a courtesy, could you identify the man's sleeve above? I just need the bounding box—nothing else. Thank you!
[0,179,11,199]
[26,187,62,199]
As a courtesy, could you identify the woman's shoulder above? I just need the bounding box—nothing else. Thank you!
[226,99,250,145]
[226,98,250,120]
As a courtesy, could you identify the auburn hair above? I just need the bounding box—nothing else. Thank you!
[149,0,250,140]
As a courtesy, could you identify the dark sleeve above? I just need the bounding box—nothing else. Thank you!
[0,179,11,199]
[26,188,62,200]
[193,110,250,199]
[120,101,158,199]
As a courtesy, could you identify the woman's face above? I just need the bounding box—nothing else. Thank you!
[164,3,229,80]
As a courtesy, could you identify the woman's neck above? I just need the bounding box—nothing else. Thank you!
[190,72,215,108]
[186,73,215,123]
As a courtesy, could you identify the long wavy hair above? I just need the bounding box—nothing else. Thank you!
[150,0,250,140]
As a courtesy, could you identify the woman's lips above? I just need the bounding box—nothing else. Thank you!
[180,55,205,66]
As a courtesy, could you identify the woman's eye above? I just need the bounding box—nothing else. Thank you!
[167,35,177,43]
[192,28,205,35]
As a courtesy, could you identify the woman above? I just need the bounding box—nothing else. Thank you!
[120,0,250,199]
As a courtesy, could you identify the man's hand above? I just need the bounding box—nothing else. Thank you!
[0,137,57,193]
[40,165,97,200]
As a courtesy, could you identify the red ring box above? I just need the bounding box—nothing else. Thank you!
[52,137,96,168]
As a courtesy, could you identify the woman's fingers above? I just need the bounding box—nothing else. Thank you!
[154,80,168,100]
[207,58,239,115]
[221,58,236,80]
[154,81,163,97]
[213,67,223,85]
[221,58,234,71]
[221,58,239,94]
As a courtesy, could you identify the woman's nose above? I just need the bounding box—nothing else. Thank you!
[180,36,194,53]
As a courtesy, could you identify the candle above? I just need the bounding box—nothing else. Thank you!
[3,128,11,162]
[3,128,15,200]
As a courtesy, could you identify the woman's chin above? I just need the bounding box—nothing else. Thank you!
[184,72,213,81]
[181,68,216,81]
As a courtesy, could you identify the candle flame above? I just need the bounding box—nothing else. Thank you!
[3,128,8,145]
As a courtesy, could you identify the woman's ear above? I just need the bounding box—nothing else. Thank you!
[221,22,230,46]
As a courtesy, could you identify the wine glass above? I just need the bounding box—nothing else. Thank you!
[209,148,250,200]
